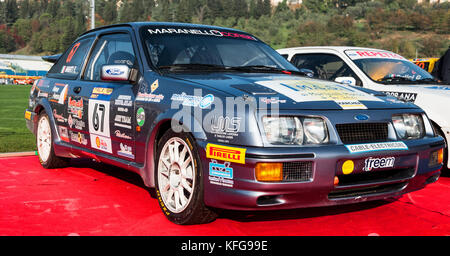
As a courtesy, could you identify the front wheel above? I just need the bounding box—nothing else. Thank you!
[154,129,217,224]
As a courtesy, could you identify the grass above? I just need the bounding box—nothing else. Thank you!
[0,85,36,153]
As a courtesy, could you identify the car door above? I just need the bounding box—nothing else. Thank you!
[73,32,138,160]
[45,36,94,144]
[290,53,363,86]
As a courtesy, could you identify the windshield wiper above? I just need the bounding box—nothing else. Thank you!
[158,63,228,71]
[378,76,416,84]
[414,77,440,84]
[226,65,307,76]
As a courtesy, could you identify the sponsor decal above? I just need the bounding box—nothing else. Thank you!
[24,111,32,120]
[382,91,417,103]
[37,91,48,98]
[334,100,367,110]
[50,83,68,104]
[117,107,128,113]
[69,131,88,145]
[67,114,86,130]
[210,116,240,143]
[364,157,395,171]
[105,67,125,76]
[91,87,113,97]
[115,95,133,107]
[58,126,70,142]
[61,65,77,74]
[66,42,80,63]
[206,143,246,164]
[114,130,132,140]
[89,99,111,153]
[171,92,214,108]
[136,80,164,103]
[114,114,132,129]
[53,109,67,123]
[90,134,112,153]
[117,143,134,159]
[68,96,84,119]
[255,80,381,108]
[345,50,405,60]
[345,141,408,154]
[147,28,257,41]
[208,160,234,187]
[136,107,145,127]
[260,97,287,104]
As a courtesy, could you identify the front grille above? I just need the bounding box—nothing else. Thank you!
[337,167,415,187]
[336,123,388,144]
[328,182,407,199]
[282,161,313,182]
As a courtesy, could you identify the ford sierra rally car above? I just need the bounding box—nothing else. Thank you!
[25,23,444,224]
[278,46,450,171]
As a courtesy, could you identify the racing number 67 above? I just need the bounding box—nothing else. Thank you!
[92,103,105,132]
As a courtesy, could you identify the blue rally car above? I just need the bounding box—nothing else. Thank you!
[25,22,444,224]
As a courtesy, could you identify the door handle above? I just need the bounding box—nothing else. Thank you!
[73,86,81,94]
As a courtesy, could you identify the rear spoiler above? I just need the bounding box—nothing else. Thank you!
[41,54,62,63]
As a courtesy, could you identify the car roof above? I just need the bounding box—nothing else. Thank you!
[277,46,393,54]
[80,22,248,37]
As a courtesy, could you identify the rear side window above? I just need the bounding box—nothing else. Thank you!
[47,37,94,79]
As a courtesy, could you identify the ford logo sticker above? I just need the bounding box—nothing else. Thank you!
[354,114,369,121]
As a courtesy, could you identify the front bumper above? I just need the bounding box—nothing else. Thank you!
[199,137,444,211]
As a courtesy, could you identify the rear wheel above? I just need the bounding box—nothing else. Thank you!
[154,129,217,224]
[36,112,68,169]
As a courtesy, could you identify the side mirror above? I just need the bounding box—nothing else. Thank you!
[299,68,314,78]
[335,76,356,86]
[101,65,138,82]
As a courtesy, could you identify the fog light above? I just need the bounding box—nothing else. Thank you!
[429,148,444,167]
[342,160,354,175]
[255,163,283,182]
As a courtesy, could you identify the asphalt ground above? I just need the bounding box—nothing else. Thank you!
[0,155,449,236]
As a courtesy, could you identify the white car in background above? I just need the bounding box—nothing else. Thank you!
[277,46,450,169]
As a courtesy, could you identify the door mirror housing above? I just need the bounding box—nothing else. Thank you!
[335,76,356,86]
[101,65,138,83]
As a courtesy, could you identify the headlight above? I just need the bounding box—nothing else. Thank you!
[392,114,425,140]
[303,117,329,144]
[262,116,328,145]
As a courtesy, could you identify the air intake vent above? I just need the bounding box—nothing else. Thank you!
[336,123,388,144]
[282,161,313,182]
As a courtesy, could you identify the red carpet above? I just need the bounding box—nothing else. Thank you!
[0,156,449,236]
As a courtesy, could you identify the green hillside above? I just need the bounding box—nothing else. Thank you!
[0,0,449,58]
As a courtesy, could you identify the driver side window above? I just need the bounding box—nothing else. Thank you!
[291,53,362,86]
[84,33,136,81]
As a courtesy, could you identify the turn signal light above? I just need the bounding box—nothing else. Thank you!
[255,163,283,182]
[429,148,444,167]
[438,148,444,165]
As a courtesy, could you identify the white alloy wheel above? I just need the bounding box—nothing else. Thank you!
[37,115,52,162]
[157,137,195,213]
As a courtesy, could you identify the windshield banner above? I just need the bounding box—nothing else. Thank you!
[345,50,406,60]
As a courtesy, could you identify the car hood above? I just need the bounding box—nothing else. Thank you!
[168,73,418,110]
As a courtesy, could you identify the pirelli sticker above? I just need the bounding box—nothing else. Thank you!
[206,143,246,164]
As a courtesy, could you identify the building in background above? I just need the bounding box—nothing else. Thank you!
[0,54,52,85]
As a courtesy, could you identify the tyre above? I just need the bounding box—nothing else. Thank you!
[36,112,68,169]
[154,129,217,224]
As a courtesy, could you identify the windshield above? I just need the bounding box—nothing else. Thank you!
[140,26,298,73]
[345,50,437,84]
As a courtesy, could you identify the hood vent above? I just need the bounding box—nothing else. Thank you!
[231,83,278,95]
